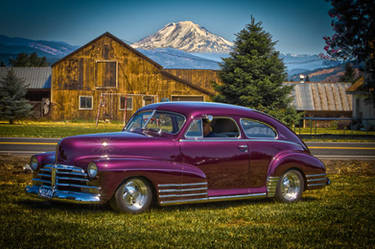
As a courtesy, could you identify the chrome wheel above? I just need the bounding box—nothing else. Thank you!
[111,178,153,214]
[276,170,304,202]
[122,179,149,211]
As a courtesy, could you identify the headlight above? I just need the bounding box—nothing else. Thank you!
[30,157,39,170]
[87,162,98,178]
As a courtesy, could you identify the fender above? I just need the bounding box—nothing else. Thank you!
[92,157,207,202]
[267,151,326,178]
[33,151,56,166]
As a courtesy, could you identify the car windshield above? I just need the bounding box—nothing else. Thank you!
[124,110,186,135]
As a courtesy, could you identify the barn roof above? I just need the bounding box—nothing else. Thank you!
[346,76,364,92]
[52,32,163,69]
[0,67,51,89]
[284,82,352,112]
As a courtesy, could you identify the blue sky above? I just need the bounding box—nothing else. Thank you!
[1,0,333,54]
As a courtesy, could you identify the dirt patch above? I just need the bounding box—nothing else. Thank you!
[322,159,375,176]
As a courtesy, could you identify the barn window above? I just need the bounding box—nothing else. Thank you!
[119,96,133,110]
[96,61,117,88]
[79,96,93,110]
[171,95,204,101]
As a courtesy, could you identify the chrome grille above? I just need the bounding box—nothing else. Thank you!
[32,164,99,193]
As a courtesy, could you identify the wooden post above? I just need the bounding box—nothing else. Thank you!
[96,93,103,127]
[123,94,127,126]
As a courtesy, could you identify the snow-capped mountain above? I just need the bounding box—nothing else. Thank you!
[132,21,233,53]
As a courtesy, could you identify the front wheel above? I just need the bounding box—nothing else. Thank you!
[110,178,153,214]
[276,169,304,203]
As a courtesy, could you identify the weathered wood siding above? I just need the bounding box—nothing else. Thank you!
[164,69,221,93]
[51,33,212,121]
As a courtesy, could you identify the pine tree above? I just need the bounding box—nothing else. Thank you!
[0,68,32,124]
[9,52,48,67]
[213,17,300,125]
[339,63,356,83]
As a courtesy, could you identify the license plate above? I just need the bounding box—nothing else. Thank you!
[39,185,54,199]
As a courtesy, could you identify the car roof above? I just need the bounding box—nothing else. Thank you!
[138,101,255,117]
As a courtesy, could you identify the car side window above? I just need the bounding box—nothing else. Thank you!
[206,117,240,138]
[185,119,203,138]
[240,118,276,138]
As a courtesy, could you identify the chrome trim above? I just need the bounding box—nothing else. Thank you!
[208,193,266,200]
[32,178,51,184]
[159,192,207,198]
[306,173,326,178]
[56,182,99,189]
[56,176,89,182]
[25,185,101,204]
[37,173,51,177]
[307,177,327,182]
[179,138,301,147]
[158,187,208,193]
[266,176,280,197]
[159,192,267,205]
[158,182,207,187]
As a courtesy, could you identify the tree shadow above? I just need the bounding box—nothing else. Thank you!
[16,199,110,212]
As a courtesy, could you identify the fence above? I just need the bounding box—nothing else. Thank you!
[293,117,375,137]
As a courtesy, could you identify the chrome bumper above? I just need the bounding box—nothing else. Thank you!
[25,163,103,204]
[25,185,102,204]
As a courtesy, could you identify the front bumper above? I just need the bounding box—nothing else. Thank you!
[25,185,102,204]
[25,163,103,204]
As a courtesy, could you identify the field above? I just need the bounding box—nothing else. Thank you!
[1,121,374,142]
[0,156,374,248]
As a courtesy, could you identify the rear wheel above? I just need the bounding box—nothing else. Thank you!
[110,178,153,214]
[276,169,304,203]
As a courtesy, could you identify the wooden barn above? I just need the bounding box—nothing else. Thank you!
[51,32,214,121]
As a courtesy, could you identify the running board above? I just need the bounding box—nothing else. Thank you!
[159,192,267,206]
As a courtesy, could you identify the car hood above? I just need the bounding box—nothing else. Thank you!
[56,131,176,166]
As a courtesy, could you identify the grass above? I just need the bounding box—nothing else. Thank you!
[1,121,374,141]
[293,127,375,136]
[0,156,374,248]
[0,121,124,138]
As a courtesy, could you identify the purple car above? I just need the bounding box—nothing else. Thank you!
[26,102,329,213]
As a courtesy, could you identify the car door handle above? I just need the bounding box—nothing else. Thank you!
[238,144,248,152]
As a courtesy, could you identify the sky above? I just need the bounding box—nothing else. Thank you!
[1,0,334,55]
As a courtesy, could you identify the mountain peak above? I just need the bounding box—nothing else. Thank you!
[132,21,233,53]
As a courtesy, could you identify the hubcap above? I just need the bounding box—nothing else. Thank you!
[281,171,301,201]
[122,179,148,211]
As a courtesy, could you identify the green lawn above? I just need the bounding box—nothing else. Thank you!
[0,121,124,138]
[0,156,374,248]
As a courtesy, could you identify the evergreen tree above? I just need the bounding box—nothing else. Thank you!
[9,52,48,67]
[0,61,6,67]
[213,17,300,125]
[339,63,356,82]
[324,0,375,91]
[305,75,311,82]
[0,69,32,124]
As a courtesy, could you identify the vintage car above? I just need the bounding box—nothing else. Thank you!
[26,102,329,213]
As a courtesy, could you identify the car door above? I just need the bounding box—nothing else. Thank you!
[179,116,250,194]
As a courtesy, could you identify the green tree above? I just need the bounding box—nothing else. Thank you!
[9,52,48,67]
[213,17,300,125]
[324,0,374,91]
[0,61,6,67]
[0,69,32,124]
[305,75,311,82]
[339,62,357,82]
